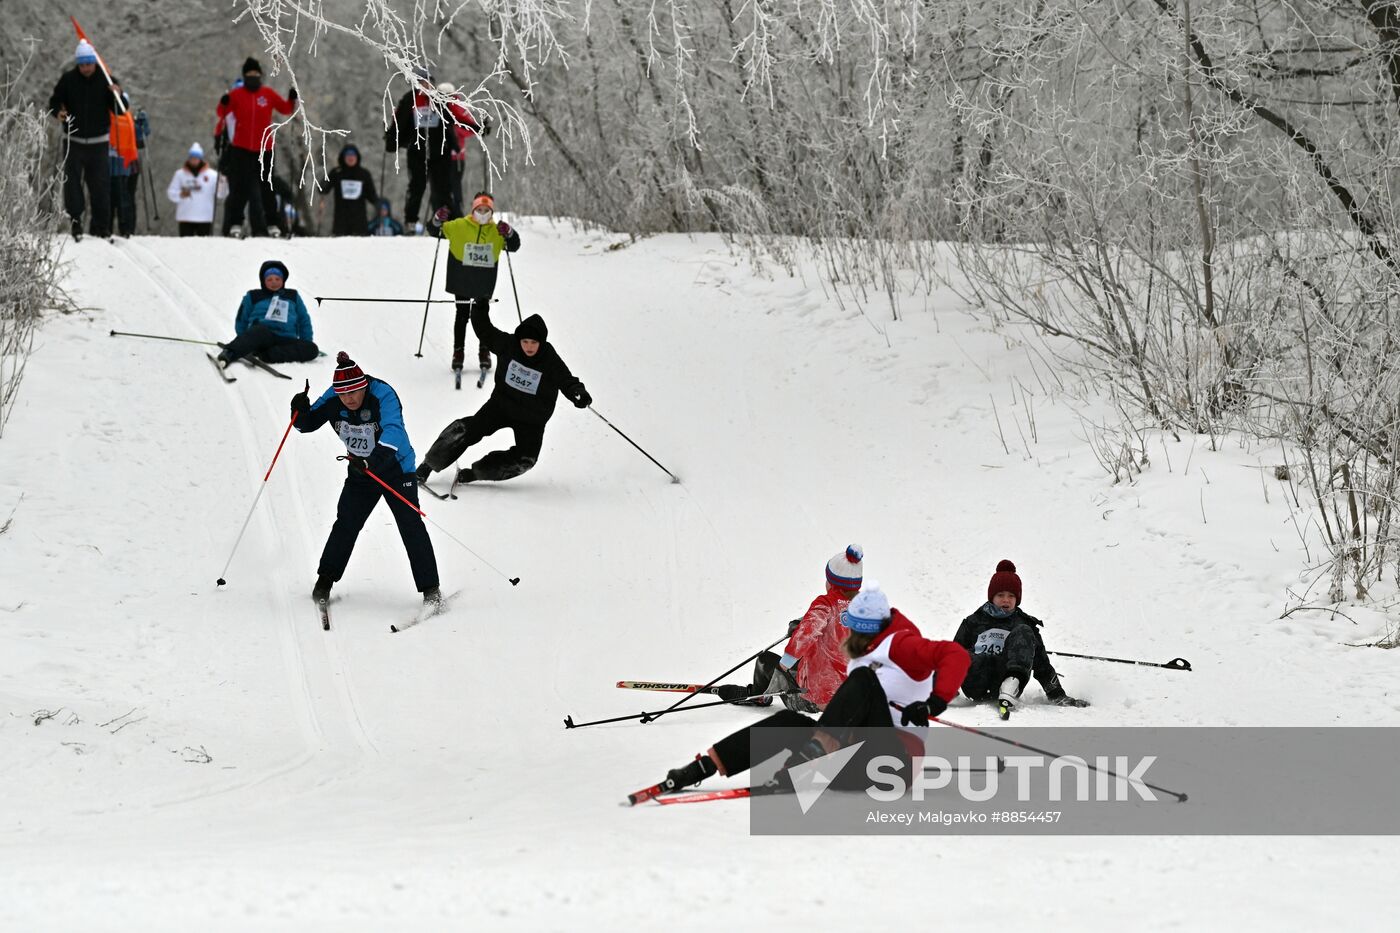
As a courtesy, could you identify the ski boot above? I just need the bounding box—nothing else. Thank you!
[311,575,333,602]
[422,587,443,612]
[415,462,433,484]
[451,347,465,373]
[663,754,717,793]
[478,346,492,372]
[996,676,1023,721]
[455,467,477,485]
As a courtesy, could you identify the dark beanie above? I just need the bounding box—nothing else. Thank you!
[987,559,1023,604]
[242,57,263,75]
[515,314,548,342]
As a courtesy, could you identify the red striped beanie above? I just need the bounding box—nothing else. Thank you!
[826,544,864,591]
[332,351,368,395]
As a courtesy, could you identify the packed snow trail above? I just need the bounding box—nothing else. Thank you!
[1,229,1397,930]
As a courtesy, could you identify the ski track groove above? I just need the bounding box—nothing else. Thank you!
[115,240,381,775]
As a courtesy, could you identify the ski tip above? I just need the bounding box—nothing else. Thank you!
[389,624,400,633]
[509,577,520,586]
[671,476,682,485]
[216,578,226,586]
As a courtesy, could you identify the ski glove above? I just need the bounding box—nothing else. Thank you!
[346,456,369,476]
[1049,694,1090,708]
[288,87,299,103]
[899,701,931,727]
[786,617,802,636]
[219,93,230,107]
[290,386,311,416]
[434,206,451,223]
[496,221,512,238]
[567,383,592,409]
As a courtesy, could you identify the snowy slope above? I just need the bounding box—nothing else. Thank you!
[1,226,1397,931]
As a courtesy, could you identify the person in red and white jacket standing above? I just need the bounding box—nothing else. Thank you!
[647,582,971,797]
[215,57,295,237]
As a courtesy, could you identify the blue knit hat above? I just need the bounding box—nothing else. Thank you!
[841,582,890,634]
[75,40,98,65]
[826,544,864,591]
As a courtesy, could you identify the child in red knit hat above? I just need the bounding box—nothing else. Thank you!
[952,560,1088,720]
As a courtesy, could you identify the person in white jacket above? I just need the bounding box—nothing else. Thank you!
[166,142,227,236]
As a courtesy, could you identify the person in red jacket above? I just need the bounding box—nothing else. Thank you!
[715,543,863,712]
[645,582,971,798]
[215,57,296,237]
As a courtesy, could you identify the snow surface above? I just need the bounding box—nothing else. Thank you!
[2,225,1397,930]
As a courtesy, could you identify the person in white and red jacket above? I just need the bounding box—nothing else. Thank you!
[214,57,295,237]
[166,142,227,236]
[648,582,971,797]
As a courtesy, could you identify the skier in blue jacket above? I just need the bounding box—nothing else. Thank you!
[216,259,319,368]
[292,352,441,609]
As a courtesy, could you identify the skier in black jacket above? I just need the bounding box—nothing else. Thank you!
[415,306,590,484]
[385,67,457,232]
[48,40,117,239]
[953,560,1089,719]
[321,144,377,236]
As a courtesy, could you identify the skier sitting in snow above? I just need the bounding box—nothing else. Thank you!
[718,544,867,712]
[953,560,1089,720]
[429,193,520,377]
[292,352,442,610]
[216,260,318,368]
[644,583,970,799]
[415,303,589,486]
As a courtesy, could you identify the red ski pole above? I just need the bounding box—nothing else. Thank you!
[349,458,520,586]
[215,400,301,586]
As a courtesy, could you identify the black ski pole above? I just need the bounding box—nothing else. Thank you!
[564,688,802,730]
[588,407,681,484]
[316,296,458,306]
[414,234,444,358]
[635,632,788,722]
[110,329,220,347]
[504,246,523,324]
[917,709,1189,802]
[1049,651,1191,671]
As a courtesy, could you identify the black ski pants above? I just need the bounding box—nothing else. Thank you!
[109,172,136,236]
[318,468,439,592]
[63,141,111,236]
[179,222,212,237]
[709,666,905,784]
[220,324,319,364]
[960,628,1038,701]
[403,147,455,225]
[222,147,270,236]
[422,396,546,482]
[452,298,491,360]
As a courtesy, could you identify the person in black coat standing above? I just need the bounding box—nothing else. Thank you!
[321,144,377,236]
[48,40,117,240]
[385,67,457,233]
[415,306,591,485]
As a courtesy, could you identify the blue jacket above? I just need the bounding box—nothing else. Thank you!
[236,287,313,342]
[295,377,416,474]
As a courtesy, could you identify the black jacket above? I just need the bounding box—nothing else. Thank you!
[386,91,456,161]
[472,308,582,425]
[953,604,1059,691]
[325,149,378,236]
[48,67,117,141]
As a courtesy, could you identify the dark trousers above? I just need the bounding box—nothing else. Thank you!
[222,147,270,236]
[448,160,465,216]
[179,222,212,237]
[960,628,1037,700]
[710,666,903,784]
[319,469,439,592]
[452,299,491,358]
[403,148,455,224]
[422,396,546,481]
[109,172,135,236]
[220,323,319,364]
[63,142,111,236]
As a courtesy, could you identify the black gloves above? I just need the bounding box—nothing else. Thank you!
[480,114,492,137]
[288,87,299,103]
[567,382,591,409]
[291,380,311,416]
[786,618,802,636]
[899,695,947,727]
[347,455,369,475]
[219,93,230,107]
[1049,694,1091,708]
